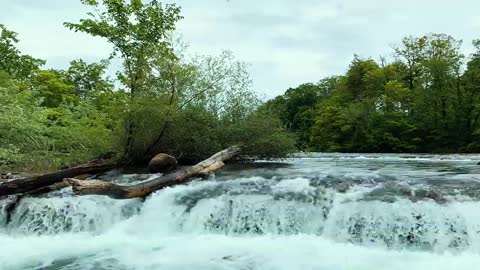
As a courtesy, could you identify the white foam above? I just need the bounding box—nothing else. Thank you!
[2,154,480,269]
[2,232,480,270]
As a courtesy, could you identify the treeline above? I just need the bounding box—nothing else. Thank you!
[265,34,480,153]
[0,0,295,172]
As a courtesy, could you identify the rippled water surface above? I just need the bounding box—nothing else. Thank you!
[2,153,480,269]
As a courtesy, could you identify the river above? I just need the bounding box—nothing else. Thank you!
[2,153,480,269]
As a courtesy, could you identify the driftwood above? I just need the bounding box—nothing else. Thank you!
[2,173,95,224]
[0,163,119,197]
[65,146,241,199]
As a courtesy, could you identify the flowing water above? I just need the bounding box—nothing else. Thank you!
[2,153,480,269]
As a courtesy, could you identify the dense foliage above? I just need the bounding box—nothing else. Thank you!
[0,0,295,171]
[266,34,480,153]
[7,1,478,172]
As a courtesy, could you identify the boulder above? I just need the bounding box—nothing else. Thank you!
[147,154,178,173]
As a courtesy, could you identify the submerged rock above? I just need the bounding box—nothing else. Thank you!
[362,182,447,204]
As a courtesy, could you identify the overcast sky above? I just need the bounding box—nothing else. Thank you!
[1,0,479,97]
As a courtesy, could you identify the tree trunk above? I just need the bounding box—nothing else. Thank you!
[65,146,241,199]
[0,163,119,197]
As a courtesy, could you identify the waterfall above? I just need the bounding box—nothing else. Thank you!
[2,153,480,269]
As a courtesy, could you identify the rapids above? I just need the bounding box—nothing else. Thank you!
[2,153,480,269]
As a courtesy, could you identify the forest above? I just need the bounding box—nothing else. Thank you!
[2,1,480,269]
[2,0,480,175]
[265,35,480,153]
[263,34,480,153]
[0,0,295,173]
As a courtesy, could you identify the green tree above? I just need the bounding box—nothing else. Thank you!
[0,24,45,80]
[394,35,427,90]
[460,40,480,151]
[261,77,340,149]
[139,50,295,162]
[65,0,183,161]
[345,55,380,101]
[310,98,354,152]
[273,34,476,153]
[32,70,77,108]
[63,59,113,99]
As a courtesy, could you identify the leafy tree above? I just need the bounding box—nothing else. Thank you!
[309,100,354,152]
[32,70,78,108]
[261,78,339,149]
[63,59,113,99]
[460,40,480,151]
[135,50,295,162]
[65,0,183,161]
[0,2,297,171]
[0,70,116,171]
[270,34,480,153]
[345,55,380,101]
[394,36,427,90]
[0,24,45,80]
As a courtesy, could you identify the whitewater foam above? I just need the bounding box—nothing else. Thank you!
[2,154,480,269]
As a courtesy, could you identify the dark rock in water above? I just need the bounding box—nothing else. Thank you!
[413,188,446,204]
[477,161,480,165]
[148,154,178,173]
[362,181,448,204]
[381,195,397,203]
[335,182,351,193]
[364,182,413,201]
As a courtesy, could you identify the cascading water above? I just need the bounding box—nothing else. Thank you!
[2,153,480,269]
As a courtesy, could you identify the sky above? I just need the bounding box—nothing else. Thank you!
[1,0,479,98]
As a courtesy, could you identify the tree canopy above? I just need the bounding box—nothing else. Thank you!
[0,1,295,171]
[266,34,480,153]
[3,0,480,173]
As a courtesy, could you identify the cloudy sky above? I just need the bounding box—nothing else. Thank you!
[1,0,479,97]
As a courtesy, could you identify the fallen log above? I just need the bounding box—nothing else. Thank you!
[0,163,120,197]
[65,146,241,199]
[2,174,95,225]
